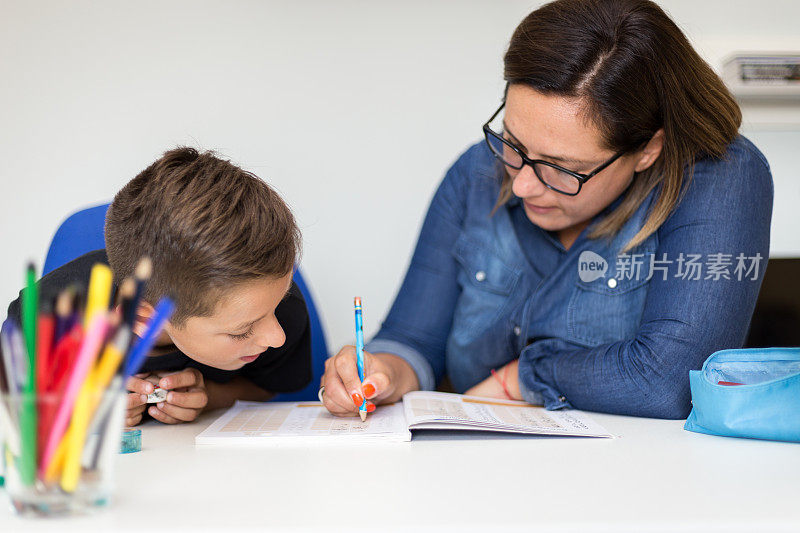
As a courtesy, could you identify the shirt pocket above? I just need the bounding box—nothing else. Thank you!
[451,234,520,342]
[566,265,651,347]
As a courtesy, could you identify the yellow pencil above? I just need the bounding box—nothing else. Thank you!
[60,324,129,492]
[56,264,112,487]
[83,264,113,329]
[92,326,130,395]
[44,434,67,482]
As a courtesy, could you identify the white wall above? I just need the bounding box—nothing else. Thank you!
[2,0,799,351]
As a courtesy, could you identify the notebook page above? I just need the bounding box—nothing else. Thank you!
[403,391,612,437]
[195,401,412,445]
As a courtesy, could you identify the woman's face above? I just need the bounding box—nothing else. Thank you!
[503,84,661,236]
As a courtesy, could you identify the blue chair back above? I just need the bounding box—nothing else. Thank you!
[42,203,109,276]
[43,203,328,401]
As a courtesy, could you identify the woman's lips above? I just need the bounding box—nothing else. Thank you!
[239,354,260,363]
[524,201,556,214]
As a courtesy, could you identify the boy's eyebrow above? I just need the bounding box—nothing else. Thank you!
[231,313,268,333]
[230,283,293,332]
[502,120,595,166]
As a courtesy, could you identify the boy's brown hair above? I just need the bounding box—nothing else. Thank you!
[105,147,300,326]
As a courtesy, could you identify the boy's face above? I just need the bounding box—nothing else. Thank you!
[159,273,294,370]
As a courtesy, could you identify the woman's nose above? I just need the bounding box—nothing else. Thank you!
[511,164,547,198]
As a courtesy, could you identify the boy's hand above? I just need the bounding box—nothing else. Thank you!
[148,368,209,424]
[125,373,154,426]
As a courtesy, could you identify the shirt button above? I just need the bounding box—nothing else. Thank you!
[607,278,617,289]
[513,325,521,336]
[558,395,567,402]
[475,270,486,282]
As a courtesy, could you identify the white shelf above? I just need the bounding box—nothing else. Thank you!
[732,84,800,101]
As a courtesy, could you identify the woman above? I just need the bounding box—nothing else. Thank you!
[321,0,772,419]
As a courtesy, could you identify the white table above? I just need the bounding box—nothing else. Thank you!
[2,409,799,532]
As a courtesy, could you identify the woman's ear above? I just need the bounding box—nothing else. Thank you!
[633,129,665,172]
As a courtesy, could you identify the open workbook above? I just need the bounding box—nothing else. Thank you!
[195,391,612,444]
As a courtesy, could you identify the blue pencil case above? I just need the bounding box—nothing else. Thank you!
[684,347,800,443]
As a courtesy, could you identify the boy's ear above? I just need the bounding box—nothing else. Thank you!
[133,301,155,338]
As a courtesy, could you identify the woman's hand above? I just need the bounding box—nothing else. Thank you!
[320,346,419,417]
[464,359,523,401]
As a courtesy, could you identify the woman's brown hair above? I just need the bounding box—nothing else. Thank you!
[501,0,741,250]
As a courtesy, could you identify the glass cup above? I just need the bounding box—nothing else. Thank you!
[0,389,126,517]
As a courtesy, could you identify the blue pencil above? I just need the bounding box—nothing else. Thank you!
[1,320,25,397]
[354,297,367,421]
[122,298,175,377]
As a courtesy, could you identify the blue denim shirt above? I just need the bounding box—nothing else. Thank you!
[366,136,773,419]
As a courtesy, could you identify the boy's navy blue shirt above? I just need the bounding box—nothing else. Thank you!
[366,136,773,419]
[6,250,312,393]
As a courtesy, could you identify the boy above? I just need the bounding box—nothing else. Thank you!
[7,147,311,426]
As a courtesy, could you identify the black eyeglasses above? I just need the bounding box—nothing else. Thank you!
[483,102,626,196]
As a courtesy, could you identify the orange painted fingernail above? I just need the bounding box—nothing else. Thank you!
[366,403,376,413]
[363,383,376,397]
[351,392,364,406]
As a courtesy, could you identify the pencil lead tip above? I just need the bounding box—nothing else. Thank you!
[359,410,367,422]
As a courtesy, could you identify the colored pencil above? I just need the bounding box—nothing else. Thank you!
[54,287,76,343]
[0,321,23,399]
[83,264,113,329]
[61,323,130,492]
[0,258,163,489]
[83,374,123,470]
[123,297,175,377]
[38,321,84,454]
[123,258,152,332]
[40,313,109,480]
[35,312,55,465]
[19,263,38,485]
[354,297,367,422]
[0,322,20,456]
